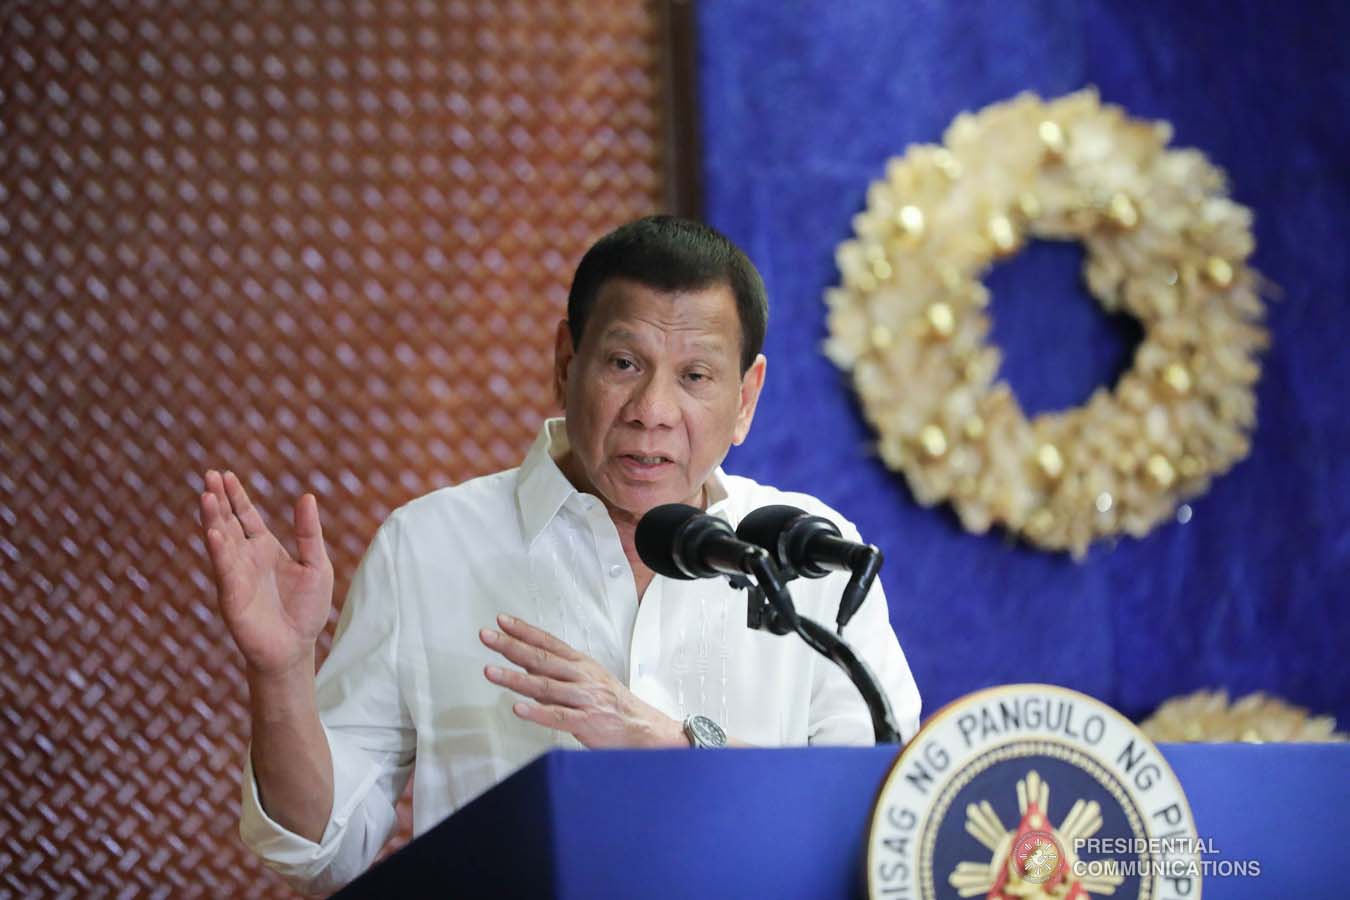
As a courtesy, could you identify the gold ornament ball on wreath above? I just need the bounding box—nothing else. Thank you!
[825,89,1269,558]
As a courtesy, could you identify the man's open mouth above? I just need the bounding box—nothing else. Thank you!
[619,454,676,469]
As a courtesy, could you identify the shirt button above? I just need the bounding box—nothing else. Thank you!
[607,564,624,579]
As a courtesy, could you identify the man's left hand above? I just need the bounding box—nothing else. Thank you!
[480,613,686,749]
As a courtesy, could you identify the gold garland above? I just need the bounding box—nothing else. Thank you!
[825,89,1268,557]
[1140,689,1347,743]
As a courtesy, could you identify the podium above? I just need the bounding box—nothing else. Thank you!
[335,744,1347,899]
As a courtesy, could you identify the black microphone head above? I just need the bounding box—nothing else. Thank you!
[636,503,703,579]
[736,505,810,557]
[737,504,841,578]
[637,503,742,580]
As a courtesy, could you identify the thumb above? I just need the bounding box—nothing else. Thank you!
[294,493,330,570]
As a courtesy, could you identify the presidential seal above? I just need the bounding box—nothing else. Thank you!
[866,684,1201,900]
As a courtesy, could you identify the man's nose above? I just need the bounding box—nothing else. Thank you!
[623,372,680,428]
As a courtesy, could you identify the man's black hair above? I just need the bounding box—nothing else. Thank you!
[565,215,768,374]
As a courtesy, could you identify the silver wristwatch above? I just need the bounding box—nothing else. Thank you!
[682,714,728,749]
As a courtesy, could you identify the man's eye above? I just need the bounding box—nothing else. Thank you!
[612,357,636,371]
[685,372,708,383]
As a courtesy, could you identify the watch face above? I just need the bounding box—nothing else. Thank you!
[686,715,727,748]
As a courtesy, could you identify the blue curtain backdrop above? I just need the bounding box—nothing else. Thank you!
[697,1,1349,724]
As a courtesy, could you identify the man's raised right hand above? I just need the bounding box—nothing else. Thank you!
[198,470,334,679]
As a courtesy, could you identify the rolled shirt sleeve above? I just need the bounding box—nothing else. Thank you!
[238,523,417,895]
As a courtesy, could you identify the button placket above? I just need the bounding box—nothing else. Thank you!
[579,497,639,680]
[627,575,663,691]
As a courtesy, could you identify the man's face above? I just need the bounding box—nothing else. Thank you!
[554,277,766,525]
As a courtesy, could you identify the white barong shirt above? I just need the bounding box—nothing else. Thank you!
[240,418,921,893]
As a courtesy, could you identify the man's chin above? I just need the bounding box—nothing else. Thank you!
[604,480,701,522]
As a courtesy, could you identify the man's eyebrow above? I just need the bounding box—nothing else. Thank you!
[683,337,730,356]
[600,327,727,349]
[599,327,646,345]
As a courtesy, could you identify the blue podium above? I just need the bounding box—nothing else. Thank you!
[335,744,1347,899]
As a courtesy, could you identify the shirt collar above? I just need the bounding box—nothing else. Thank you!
[515,417,731,545]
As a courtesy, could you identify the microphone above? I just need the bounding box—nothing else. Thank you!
[639,503,899,743]
[734,505,874,577]
[736,505,883,632]
[635,503,771,580]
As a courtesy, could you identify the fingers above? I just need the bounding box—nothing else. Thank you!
[293,493,330,570]
[222,470,269,539]
[201,471,245,542]
[510,700,586,734]
[202,519,244,604]
[495,613,584,662]
[203,522,228,578]
[484,664,590,708]
[479,627,577,682]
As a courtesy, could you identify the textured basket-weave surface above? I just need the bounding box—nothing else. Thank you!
[0,1,664,894]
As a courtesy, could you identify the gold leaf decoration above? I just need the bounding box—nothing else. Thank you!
[1140,689,1347,743]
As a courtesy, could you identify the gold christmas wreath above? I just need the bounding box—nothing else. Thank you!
[825,89,1269,557]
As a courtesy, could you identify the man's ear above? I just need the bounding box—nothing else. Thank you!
[553,319,574,411]
[731,354,767,446]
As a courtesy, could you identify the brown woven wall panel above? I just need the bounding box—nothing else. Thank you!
[0,0,665,895]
